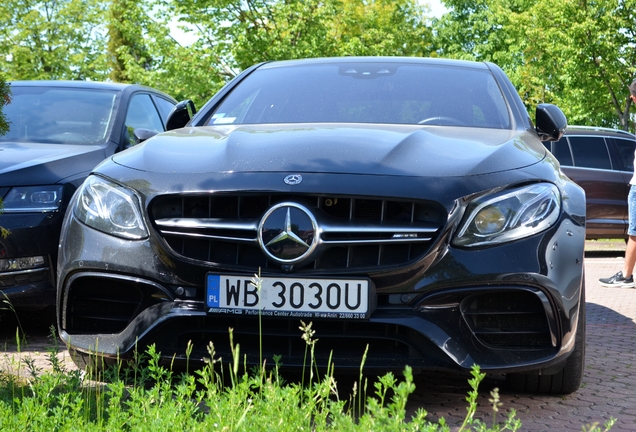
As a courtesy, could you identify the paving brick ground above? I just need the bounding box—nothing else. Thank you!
[1,241,635,431]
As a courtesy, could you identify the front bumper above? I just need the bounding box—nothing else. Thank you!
[57,209,585,374]
[0,212,60,310]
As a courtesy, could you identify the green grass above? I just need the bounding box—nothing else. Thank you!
[0,324,617,432]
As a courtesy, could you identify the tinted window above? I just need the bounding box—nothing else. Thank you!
[550,138,574,166]
[1,86,118,145]
[613,138,635,172]
[124,94,165,147]
[209,63,511,128]
[126,94,164,131]
[568,136,611,169]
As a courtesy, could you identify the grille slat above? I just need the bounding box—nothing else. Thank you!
[151,194,445,273]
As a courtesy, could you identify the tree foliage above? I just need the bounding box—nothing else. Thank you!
[1,0,636,130]
[0,75,9,137]
[434,0,636,130]
[170,0,433,67]
[108,0,154,83]
[155,0,435,106]
[0,0,108,80]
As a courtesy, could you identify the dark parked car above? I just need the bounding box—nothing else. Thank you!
[57,57,586,394]
[543,125,636,239]
[0,80,177,313]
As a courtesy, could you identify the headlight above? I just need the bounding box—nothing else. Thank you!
[74,175,148,240]
[453,183,561,247]
[1,185,63,212]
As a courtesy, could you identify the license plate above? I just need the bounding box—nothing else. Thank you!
[206,274,370,319]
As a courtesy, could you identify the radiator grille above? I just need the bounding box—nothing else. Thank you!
[151,194,445,273]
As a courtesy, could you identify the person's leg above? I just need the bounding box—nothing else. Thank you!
[624,235,636,278]
[599,185,636,287]
[625,185,636,277]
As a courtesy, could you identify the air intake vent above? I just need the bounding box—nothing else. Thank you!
[65,276,167,334]
[461,291,553,349]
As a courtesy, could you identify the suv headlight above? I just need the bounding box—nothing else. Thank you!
[74,175,148,240]
[453,183,561,247]
[1,185,63,212]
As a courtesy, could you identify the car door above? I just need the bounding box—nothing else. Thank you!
[555,135,628,239]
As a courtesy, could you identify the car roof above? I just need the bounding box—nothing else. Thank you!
[9,80,138,90]
[258,56,491,70]
[8,80,177,102]
[565,125,636,139]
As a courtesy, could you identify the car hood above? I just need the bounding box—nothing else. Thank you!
[111,124,545,177]
[0,141,108,185]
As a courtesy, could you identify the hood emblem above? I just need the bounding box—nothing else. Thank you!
[258,203,318,264]
[284,174,303,185]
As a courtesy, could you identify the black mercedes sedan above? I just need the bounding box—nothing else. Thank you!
[56,57,586,394]
[0,81,176,313]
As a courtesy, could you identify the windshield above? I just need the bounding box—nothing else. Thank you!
[0,86,119,145]
[208,62,511,128]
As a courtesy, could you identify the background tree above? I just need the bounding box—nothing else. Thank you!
[108,0,154,82]
[332,0,434,57]
[106,0,225,106]
[0,75,9,137]
[434,0,636,131]
[0,0,109,80]
[157,0,435,106]
[3,0,635,131]
[541,0,636,130]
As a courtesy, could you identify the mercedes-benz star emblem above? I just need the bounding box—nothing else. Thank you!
[258,202,318,263]
[284,174,303,185]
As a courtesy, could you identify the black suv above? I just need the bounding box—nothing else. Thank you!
[543,126,636,239]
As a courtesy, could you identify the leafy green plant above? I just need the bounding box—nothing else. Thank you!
[0,308,617,431]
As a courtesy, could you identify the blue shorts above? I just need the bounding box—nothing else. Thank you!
[629,186,636,236]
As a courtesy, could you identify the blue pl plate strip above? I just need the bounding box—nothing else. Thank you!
[207,274,220,307]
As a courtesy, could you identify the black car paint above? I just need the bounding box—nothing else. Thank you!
[0,81,176,311]
[113,126,545,176]
[56,58,585,391]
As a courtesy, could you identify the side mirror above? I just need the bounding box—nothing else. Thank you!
[166,99,196,131]
[133,128,160,145]
[536,103,567,141]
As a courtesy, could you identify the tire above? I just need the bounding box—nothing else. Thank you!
[68,348,99,371]
[506,276,586,394]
